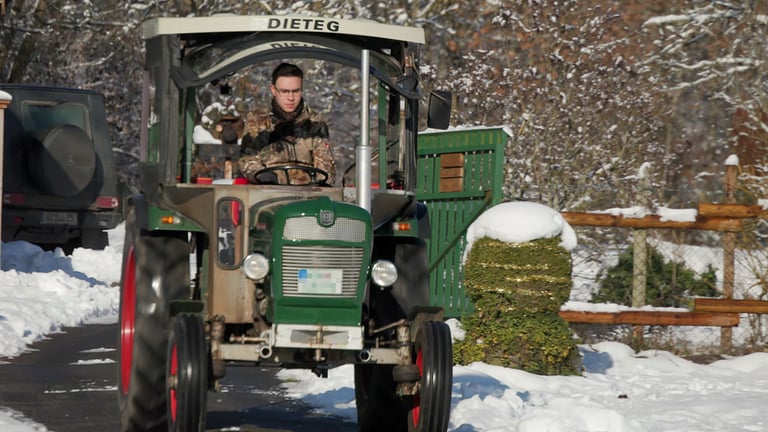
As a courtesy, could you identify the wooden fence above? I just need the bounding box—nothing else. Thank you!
[559,162,768,352]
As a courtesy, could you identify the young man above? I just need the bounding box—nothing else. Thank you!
[239,63,337,185]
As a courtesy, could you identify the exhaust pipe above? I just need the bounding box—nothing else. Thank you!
[259,344,273,359]
[358,349,372,363]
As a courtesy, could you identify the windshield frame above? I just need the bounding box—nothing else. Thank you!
[174,33,420,100]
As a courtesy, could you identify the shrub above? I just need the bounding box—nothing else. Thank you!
[592,245,718,307]
[455,237,581,375]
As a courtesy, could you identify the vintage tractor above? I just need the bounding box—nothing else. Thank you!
[117,15,453,432]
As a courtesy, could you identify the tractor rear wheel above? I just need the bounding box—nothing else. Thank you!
[118,209,191,432]
[167,315,207,432]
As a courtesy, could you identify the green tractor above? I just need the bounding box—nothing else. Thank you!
[117,14,453,432]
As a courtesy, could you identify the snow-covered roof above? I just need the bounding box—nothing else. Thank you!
[141,15,425,44]
[420,124,514,137]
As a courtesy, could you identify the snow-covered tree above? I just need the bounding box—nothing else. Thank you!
[2,0,766,211]
[419,2,669,210]
[639,1,768,206]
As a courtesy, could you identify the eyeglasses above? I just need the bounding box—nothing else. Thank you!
[275,87,302,97]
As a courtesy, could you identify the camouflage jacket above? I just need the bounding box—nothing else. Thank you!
[239,100,336,185]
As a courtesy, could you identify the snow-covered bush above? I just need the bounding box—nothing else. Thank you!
[455,236,581,375]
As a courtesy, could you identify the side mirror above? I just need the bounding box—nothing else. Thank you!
[427,90,452,130]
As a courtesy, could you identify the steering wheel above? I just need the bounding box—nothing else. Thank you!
[252,164,330,186]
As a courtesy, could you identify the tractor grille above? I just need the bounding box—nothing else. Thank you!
[282,246,364,297]
[283,216,366,242]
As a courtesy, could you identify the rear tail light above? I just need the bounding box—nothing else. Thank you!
[96,196,120,209]
[231,200,241,226]
[4,193,25,205]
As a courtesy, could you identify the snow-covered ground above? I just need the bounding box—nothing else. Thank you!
[1,202,768,431]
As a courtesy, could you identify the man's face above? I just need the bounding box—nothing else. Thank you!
[270,76,303,113]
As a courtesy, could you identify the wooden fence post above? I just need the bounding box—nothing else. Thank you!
[632,169,650,342]
[632,231,648,308]
[721,158,738,353]
[0,90,12,263]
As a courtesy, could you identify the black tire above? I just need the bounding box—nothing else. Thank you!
[408,321,453,432]
[167,315,207,432]
[81,228,108,250]
[354,364,409,432]
[63,229,108,254]
[118,208,191,432]
[60,238,81,256]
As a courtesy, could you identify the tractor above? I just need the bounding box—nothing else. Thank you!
[118,14,453,432]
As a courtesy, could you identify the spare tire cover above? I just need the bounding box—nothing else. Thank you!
[28,124,96,197]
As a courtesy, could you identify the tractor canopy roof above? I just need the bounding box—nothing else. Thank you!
[141,15,426,98]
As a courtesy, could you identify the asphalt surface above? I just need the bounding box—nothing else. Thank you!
[0,322,359,432]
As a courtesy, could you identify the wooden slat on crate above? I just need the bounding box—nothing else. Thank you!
[558,310,739,327]
[438,152,464,193]
[694,298,768,314]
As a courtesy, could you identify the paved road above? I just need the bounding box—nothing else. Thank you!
[0,322,359,432]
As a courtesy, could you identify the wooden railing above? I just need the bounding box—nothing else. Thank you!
[559,309,739,327]
[558,298,768,328]
[693,298,768,314]
[558,162,768,350]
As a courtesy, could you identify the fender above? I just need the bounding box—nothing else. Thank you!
[126,193,150,231]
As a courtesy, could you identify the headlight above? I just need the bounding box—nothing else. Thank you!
[243,253,270,280]
[371,260,398,287]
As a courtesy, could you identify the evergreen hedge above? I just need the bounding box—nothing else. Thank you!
[592,245,718,308]
[455,237,582,375]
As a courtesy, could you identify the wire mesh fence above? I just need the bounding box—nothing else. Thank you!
[568,224,768,359]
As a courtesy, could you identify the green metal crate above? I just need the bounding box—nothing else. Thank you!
[417,127,510,318]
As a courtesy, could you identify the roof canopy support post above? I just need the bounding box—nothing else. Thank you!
[356,49,371,212]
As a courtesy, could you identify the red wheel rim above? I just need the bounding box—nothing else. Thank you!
[412,348,424,427]
[119,245,136,396]
[169,343,178,421]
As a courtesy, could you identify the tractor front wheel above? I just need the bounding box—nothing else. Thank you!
[167,315,207,432]
[408,320,453,432]
[355,320,453,432]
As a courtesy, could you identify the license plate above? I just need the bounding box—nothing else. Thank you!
[41,211,78,225]
[297,268,343,295]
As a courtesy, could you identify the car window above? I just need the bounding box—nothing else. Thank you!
[21,101,89,136]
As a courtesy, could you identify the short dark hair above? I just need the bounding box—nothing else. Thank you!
[272,63,303,85]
